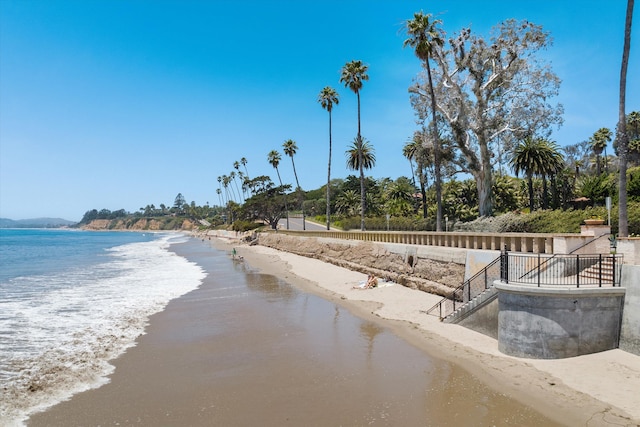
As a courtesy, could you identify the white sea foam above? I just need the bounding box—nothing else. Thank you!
[0,234,206,426]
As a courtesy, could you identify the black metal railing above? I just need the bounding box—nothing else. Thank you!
[425,255,502,320]
[501,252,623,287]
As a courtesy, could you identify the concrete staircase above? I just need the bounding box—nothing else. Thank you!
[443,287,498,324]
[579,257,617,284]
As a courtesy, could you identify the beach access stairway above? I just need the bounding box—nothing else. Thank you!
[426,250,623,323]
[425,256,502,323]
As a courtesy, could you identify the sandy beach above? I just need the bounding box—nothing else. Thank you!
[210,236,640,426]
[27,235,640,426]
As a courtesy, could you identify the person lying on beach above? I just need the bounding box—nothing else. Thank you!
[353,274,378,289]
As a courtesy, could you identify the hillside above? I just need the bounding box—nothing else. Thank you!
[0,218,76,228]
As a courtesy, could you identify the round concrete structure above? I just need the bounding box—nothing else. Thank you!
[495,281,626,359]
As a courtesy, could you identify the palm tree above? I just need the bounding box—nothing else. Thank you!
[404,11,444,231]
[618,0,634,238]
[590,127,612,175]
[268,149,288,229]
[335,189,360,217]
[385,180,415,216]
[402,138,417,187]
[511,137,564,212]
[217,176,225,205]
[318,86,339,230]
[283,139,305,230]
[403,133,431,218]
[346,137,376,171]
[539,141,565,209]
[340,60,369,231]
[230,170,241,202]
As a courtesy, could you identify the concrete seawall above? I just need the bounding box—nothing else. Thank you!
[495,282,626,359]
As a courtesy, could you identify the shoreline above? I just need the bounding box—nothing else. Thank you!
[212,236,640,426]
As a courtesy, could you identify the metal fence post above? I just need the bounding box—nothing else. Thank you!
[576,254,580,288]
[599,254,602,287]
[537,253,541,287]
[501,245,509,284]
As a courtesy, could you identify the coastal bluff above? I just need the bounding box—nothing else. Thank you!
[81,218,196,231]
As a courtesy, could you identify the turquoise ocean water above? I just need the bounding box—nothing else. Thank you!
[0,229,205,425]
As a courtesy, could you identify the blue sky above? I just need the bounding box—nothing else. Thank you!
[0,0,637,221]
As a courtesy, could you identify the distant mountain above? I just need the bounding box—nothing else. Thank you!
[0,217,77,228]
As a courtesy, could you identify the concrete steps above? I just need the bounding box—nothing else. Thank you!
[443,287,497,324]
[579,258,617,284]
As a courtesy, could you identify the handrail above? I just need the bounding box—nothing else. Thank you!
[516,233,611,281]
[503,253,623,287]
[425,255,501,320]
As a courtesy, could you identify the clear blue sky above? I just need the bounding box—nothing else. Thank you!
[1,0,637,221]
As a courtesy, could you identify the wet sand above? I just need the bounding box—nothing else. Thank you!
[27,236,640,426]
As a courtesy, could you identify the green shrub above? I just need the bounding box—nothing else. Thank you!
[231,220,262,232]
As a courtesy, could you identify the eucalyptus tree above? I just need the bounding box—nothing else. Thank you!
[404,11,445,230]
[340,60,369,230]
[318,86,340,230]
[267,149,288,229]
[409,19,563,217]
[590,127,612,175]
[618,0,634,237]
[283,139,305,229]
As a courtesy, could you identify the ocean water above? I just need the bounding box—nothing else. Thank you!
[0,229,206,426]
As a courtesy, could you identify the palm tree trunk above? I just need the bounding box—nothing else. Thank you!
[426,60,443,231]
[357,91,365,231]
[276,168,289,230]
[618,0,634,237]
[290,158,305,230]
[326,110,332,230]
[527,173,534,212]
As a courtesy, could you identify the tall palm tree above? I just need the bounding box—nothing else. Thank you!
[217,176,225,205]
[618,0,634,238]
[230,171,241,202]
[283,139,305,230]
[404,11,444,231]
[216,188,223,207]
[402,138,417,187]
[318,86,339,230]
[268,149,288,229]
[340,60,369,231]
[240,157,251,194]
